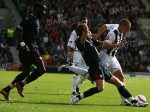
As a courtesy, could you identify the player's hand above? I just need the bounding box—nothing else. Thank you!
[82,24,89,33]
[117,40,128,47]
[90,34,97,40]
[22,45,30,51]
[20,41,30,51]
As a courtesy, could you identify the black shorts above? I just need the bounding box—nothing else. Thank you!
[89,65,112,81]
[19,49,42,65]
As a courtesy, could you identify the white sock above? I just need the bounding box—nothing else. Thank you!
[9,83,14,89]
[72,74,78,92]
[128,96,135,102]
[80,93,84,99]
[76,76,86,86]
[120,82,127,103]
[22,78,27,85]
[69,66,89,78]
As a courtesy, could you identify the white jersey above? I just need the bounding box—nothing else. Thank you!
[67,30,88,69]
[67,30,78,51]
[103,24,123,56]
[99,24,123,73]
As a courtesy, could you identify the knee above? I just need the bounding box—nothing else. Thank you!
[22,71,30,77]
[97,86,104,92]
[114,71,125,82]
[119,75,125,82]
[39,68,46,75]
[36,68,46,76]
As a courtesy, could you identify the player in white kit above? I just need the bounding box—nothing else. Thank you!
[95,18,131,105]
[67,17,88,95]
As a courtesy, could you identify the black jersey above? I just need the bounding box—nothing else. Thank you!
[16,14,40,45]
[75,37,100,66]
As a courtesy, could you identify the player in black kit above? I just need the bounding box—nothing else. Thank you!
[0,2,46,100]
[68,23,148,107]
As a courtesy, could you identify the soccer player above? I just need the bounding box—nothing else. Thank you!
[0,2,46,100]
[58,24,148,107]
[67,17,89,95]
[95,18,132,105]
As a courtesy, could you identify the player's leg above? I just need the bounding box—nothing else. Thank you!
[58,64,90,79]
[0,52,30,100]
[110,57,127,105]
[15,51,46,97]
[72,51,82,95]
[76,59,89,87]
[69,65,105,105]
[106,76,148,107]
[69,78,104,105]
[19,55,45,86]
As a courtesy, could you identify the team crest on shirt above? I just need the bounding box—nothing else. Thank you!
[69,41,72,43]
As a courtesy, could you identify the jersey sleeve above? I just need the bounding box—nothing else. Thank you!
[105,31,116,44]
[105,24,119,30]
[67,31,77,49]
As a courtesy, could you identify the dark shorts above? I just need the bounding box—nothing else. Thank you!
[19,49,42,65]
[89,65,112,81]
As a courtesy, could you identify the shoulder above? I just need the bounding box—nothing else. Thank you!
[70,30,77,38]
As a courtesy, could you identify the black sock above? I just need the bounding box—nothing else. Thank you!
[12,73,27,84]
[118,86,132,99]
[82,87,99,99]
[3,86,11,92]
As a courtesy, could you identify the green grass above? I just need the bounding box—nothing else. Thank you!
[0,71,150,112]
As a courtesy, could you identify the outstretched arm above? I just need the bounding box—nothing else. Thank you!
[80,24,89,44]
[94,24,107,39]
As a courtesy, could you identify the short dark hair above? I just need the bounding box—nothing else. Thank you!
[119,18,131,26]
[34,2,46,15]
[75,24,84,37]
[80,17,88,21]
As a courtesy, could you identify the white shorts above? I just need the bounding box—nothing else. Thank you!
[98,50,122,74]
[73,50,89,70]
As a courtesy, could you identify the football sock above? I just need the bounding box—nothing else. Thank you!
[9,83,14,89]
[118,86,132,99]
[76,76,86,86]
[22,79,27,85]
[76,87,99,100]
[69,66,89,78]
[3,85,12,92]
[12,73,27,84]
[72,74,78,92]
[120,82,127,103]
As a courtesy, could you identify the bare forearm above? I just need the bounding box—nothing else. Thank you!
[102,42,118,49]
[80,31,88,44]
[95,24,107,39]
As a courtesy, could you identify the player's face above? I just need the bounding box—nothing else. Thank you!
[81,19,88,25]
[122,24,131,33]
[35,4,46,20]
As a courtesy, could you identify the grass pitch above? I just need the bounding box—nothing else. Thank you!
[0,71,150,112]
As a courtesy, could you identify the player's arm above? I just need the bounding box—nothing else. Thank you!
[102,40,127,49]
[15,24,23,42]
[67,31,76,58]
[95,24,107,39]
[80,24,89,44]
[101,31,126,49]
[67,46,73,58]
[15,21,30,51]
[94,24,119,40]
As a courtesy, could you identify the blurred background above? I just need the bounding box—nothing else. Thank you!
[0,0,150,73]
